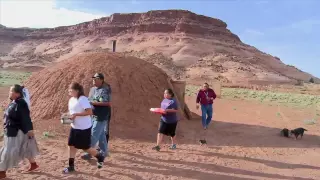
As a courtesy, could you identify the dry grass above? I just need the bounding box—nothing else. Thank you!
[186,85,320,109]
[222,83,320,95]
[0,70,32,87]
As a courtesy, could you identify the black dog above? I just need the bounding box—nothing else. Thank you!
[280,128,290,138]
[199,139,207,145]
[290,128,307,140]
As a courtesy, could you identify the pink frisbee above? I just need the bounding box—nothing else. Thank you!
[150,108,165,114]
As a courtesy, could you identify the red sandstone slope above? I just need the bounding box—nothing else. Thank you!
[0,10,318,84]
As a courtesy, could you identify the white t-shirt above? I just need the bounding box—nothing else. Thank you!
[68,96,92,130]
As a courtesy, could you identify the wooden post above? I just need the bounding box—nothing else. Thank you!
[112,40,116,52]
[167,78,191,120]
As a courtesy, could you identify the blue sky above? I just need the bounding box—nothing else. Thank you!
[1,0,319,77]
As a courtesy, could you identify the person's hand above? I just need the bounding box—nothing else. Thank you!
[27,130,34,138]
[69,114,77,120]
[162,109,167,114]
[90,101,98,106]
[196,104,199,110]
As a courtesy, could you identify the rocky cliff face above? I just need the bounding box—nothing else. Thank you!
[1,10,239,40]
[0,10,317,84]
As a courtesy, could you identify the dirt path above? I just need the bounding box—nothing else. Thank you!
[1,93,320,179]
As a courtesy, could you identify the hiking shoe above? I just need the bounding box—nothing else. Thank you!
[62,166,75,174]
[169,144,177,150]
[0,171,6,179]
[95,153,105,169]
[27,163,39,172]
[152,145,161,151]
[81,153,92,160]
[97,162,103,169]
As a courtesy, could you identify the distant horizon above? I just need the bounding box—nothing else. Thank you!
[1,0,319,78]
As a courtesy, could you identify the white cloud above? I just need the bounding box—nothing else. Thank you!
[0,0,107,28]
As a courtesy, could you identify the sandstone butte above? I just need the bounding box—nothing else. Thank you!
[0,10,318,84]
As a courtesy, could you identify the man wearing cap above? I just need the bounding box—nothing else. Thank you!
[81,73,112,160]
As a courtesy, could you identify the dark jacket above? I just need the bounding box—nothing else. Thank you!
[3,98,33,137]
[88,83,112,121]
[196,88,217,105]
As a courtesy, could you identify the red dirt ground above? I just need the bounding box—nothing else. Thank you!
[1,85,320,179]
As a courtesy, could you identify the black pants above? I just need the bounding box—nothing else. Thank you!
[159,120,177,137]
[105,125,109,143]
[105,110,111,143]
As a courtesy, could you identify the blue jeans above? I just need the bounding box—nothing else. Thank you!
[201,104,213,128]
[92,119,108,154]
[84,118,108,156]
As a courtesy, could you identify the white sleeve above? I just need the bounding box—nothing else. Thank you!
[68,98,72,112]
[79,96,92,110]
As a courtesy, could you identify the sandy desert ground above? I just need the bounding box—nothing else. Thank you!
[0,83,320,180]
[1,9,319,180]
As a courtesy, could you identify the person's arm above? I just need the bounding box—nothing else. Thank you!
[196,90,201,104]
[196,90,201,109]
[72,97,93,118]
[18,100,34,135]
[92,102,111,106]
[91,88,111,106]
[73,109,93,116]
[88,87,94,100]
[211,89,217,100]
[165,109,178,113]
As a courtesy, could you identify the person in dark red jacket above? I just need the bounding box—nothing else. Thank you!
[196,83,217,130]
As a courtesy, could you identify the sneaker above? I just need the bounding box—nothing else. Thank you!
[62,166,75,174]
[27,163,39,172]
[169,144,177,150]
[81,153,92,160]
[95,153,105,169]
[152,145,161,151]
[97,162,103,169]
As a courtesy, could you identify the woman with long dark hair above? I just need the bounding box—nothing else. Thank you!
[0,84,39,179]
[151,89,179,151]
[63,82,105,173]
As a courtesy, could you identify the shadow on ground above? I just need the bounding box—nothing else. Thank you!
[111,150,317,180]
[112,111,320,148]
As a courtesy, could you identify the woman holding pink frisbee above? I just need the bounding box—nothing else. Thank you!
[150,89,179,151]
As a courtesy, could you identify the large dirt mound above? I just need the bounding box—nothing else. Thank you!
[24,52,173,138]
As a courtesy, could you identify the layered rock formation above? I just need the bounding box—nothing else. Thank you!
[0,10,318,84]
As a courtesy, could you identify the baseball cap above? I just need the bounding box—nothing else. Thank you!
[92,73,104,79]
